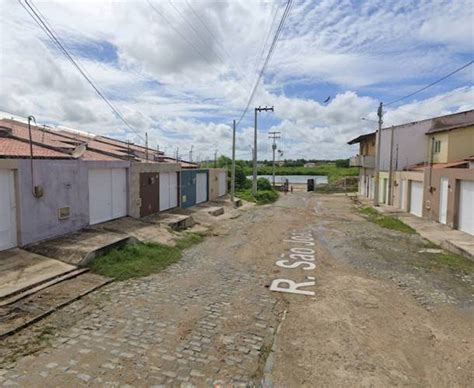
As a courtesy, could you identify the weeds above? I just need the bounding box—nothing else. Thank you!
[359,206,416,234]
[90,232,204,280]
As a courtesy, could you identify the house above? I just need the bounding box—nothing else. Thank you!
[348,132,376,198]
[0,119,129,250]
[348,110,474,236]
[208,168,227,201]
[303,162,317,168]
[180,169,209,208]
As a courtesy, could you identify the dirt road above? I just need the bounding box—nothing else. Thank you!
[0,192,472,387]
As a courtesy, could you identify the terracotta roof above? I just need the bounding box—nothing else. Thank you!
[408,160,469,171]
[347,132,376,145]
[426,122,474,134]
[0,137,72,159]
[97,135,164,156]
[81,150,124,161]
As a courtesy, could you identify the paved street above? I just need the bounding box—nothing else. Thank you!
[1,192,473,387]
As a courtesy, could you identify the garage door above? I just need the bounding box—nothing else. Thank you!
[218,172,227,197]
[409,181,423,217]
[159,172,178,211]
[196,173,207,204]
[458,180,474,235]
[0,170,17,251]
[89,168,127,225]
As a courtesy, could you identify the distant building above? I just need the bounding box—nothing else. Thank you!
[304,162,317,168]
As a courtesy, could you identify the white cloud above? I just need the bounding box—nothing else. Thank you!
[0,0,472,160]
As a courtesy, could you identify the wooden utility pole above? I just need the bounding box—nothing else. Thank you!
[145,132,149,161]
[231,119,236,202]
[388,125,394,205]
[268,131,281,187]
[253,106,274,195]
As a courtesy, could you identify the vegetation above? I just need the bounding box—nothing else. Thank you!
[91,233,204,280]
[235,189,279,205]
[241,164,358,183]
[359,206,416,234]
[421,251,474,273]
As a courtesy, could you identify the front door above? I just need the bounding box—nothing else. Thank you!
[140,173,159,217]
[439,177,448,224]
[196,173,207,204]
[0,170,17,251]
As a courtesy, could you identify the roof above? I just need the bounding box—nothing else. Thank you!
[408,160,469,171]
[0,137,72,159]
[347,132,376,145]
[425,122,474,135]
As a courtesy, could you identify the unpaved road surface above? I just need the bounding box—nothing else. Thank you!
[1,192,473,387]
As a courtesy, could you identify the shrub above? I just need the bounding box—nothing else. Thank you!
[257,177,272,191]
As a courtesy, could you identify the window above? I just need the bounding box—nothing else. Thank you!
[434,140,441,153]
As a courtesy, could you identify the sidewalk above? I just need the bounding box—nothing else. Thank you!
[356,196,474,260]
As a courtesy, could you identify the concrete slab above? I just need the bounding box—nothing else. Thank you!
[144,211,195,231]
[95,217,177,246]
[0,249,76,300]
[26,228,137,266]
[357,196,474,260]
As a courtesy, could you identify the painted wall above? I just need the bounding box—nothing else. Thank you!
[2,158,130,247]
[379,110,474,171]
[359,135,376,156]
[423,168,474,229]
[128,162,180,218]
[447,126,474,162]
[208,168,227,201]
[392,171,424,212]
[180,169,208,208]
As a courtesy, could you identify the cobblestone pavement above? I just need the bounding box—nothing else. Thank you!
[0,194,307,387]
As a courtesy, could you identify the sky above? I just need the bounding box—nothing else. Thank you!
[0,0,473,161]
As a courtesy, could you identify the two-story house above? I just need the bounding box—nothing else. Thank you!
[348,132,376,198]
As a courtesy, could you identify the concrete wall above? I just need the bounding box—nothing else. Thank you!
[360,135,376,156]
[447,126,474,162]
[379,110,474,171]
[1,158,130,247]
[423,168,474,228]
[128,162,181,218]
[208,168,227,201]
[392,171,424,212]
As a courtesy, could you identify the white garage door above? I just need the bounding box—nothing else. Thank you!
[458,180,474,235]
[409,181,423,217]
[218,172,227,197]
[159,172,178,211]
[0,170,17,251]
[89,168,127,225]
[439,177,448,224]
[196,173,207,204]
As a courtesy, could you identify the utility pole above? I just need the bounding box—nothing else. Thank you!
[189,145,193,162]
[145,132,149,161]
[374,102,383,206]
[214,149,218,168]
[253,106,274,195]
[388,125,394,205]
[268,131,281,187]
[176,147,179,162]
[231,119,236,202]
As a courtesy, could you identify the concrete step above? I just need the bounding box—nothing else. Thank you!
[145,212,195,231]
[0,273,112,339]
[0,268,89,307]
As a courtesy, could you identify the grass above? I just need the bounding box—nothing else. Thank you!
[235,189,279,205]
[90,232,204,280]
[359,206,416,234]
[242,164,359,183]
[314,184,358,193]
[426,252,474,273]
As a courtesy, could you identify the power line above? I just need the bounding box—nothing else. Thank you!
[19,0,145,141]
[385,60,473,106]
[236,0,293,128]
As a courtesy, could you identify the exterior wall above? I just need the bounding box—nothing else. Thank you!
[358,167,374,198]
[423,168,474,229]
[1,158,130,247]
[180,169,209,208]
[392,171,424,212]
[447,126,474,162]
[360,136,376,156]
[430,132,449,164]
[379,110,474,171]
[378,171,390,204]
[128,162,180,218]
[208,168,227,201]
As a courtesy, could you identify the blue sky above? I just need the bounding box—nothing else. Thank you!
[0,0,473,160]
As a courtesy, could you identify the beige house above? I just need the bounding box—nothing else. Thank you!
[348,132,376,198]
[208,168,227,201]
